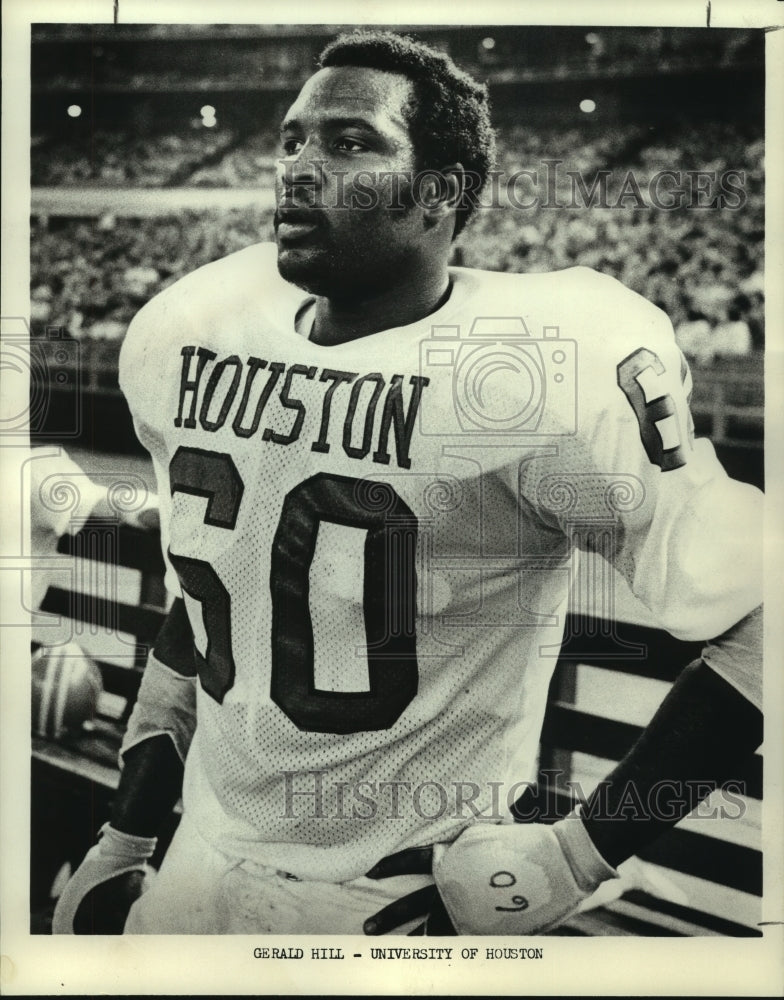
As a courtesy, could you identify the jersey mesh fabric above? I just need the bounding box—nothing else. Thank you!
[119,243,762,881]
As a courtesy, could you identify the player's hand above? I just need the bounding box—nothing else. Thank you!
[432,810,619,935]
[52,823,157,934]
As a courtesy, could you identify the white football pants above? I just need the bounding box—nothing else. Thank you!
[125,814,432,935]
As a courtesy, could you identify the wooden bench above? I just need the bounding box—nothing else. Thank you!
[31,519,762,936]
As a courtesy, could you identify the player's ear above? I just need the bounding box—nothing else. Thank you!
[420,163,465,229]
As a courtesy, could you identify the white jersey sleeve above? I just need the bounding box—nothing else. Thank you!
[520,268,762,643]
[119,293,198,760]
[119,290,186,602]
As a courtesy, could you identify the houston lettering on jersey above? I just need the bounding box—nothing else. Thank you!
[173,345,430,470]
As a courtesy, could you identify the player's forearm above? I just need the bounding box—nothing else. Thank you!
[111,596,197,838]
[579,657,762,868]
[111,735,184,838]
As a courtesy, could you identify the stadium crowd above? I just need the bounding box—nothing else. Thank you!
[31,129,240,187]
[30,119,763,367]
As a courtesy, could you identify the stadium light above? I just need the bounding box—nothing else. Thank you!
[200,104,217,128]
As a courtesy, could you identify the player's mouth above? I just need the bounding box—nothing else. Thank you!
[274,207,324,244]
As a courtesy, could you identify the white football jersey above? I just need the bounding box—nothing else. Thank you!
[119,243,762,881]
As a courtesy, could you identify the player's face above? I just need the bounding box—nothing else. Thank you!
[274,66,427,299]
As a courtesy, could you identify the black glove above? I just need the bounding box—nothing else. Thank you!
[363,846,456,936]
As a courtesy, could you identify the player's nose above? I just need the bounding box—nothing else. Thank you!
[277,144,325,204]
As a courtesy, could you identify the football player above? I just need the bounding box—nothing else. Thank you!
[53,31,763,936]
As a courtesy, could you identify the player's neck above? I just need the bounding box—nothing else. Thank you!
[310,266,452,347]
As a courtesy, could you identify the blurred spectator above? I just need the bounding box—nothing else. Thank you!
[123,266,161,300]
[675,310,714,366]
[87,318,126,342]
[712,297,753,359]
[31,286,53,324]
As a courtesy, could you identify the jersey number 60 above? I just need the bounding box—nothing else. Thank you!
[168,447,419,734]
